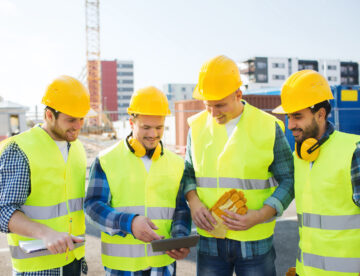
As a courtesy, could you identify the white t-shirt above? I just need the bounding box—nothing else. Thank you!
[141,155,152,172]
[54,140,69,162]
[225,114,242,138]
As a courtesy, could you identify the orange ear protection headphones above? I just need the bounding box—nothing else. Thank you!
[125,133,163,161]
[295,134,329,162]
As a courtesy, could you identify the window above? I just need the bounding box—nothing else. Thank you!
[272,75,285,80]
[256,61,267,69]
[327,76,337,81]
[118,103,129,107]
[117,72,133,76]
[118,87,133,92]
[117,63,133,69]
[272,63,285,68]
[181,87,186,92]
[327,65,337,70]
[118,95,131,100]
[257,74,267,82]
[118,79,133,84]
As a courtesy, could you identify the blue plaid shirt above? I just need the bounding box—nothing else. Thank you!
[84,145,191,276]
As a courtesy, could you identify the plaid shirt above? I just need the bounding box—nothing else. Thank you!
[84,146,191,276]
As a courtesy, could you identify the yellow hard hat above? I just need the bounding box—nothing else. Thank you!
[273,70,334,114]
[127,86,171,116]
[193,55,242,101]
[42,75,90,118]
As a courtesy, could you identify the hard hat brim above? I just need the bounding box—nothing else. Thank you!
[272,105,287,114]
[192,85,206,100]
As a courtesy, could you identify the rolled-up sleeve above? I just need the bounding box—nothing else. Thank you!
[264,123,295,216]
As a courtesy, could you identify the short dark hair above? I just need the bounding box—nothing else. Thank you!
[45,106,60,119]
[310,100,331,119]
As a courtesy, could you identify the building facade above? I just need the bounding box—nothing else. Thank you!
[163,83,196,111]
[239,57,359,90]
[101,60,134,120]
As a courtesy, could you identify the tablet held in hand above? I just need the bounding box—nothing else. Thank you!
[151,234,200,252]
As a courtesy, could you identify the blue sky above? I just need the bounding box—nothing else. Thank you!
[0,0,359,107]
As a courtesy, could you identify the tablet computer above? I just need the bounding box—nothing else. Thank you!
[151,234,200,252]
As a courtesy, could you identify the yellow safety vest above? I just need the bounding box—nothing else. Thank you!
[99,140,184,271]
[188,102,284,241]
[5,127,86,272]
[295,130,360,276]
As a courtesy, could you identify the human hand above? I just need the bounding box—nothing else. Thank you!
[189,198,216,231]
[222,209,261,231]
[131,216,163,243]
[42,229,75,254]
[166,247,190,260]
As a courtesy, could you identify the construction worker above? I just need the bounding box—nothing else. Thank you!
[0,75,90,275]
[273,70,360,276]
[84,86,191,276]
[184,55,294,276]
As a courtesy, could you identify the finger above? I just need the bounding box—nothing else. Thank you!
[198,215,214,231]
[204,211,217,225]
[55,239,67,254]
[147,220,159,230]
[66,236,75,251]
[223,209,239,219]
[47,243,57,254]
[71,235,85,244]
[166,250,182,259]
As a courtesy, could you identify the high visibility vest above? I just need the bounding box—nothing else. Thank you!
[295,130,360,276]
[5,127,86,272]
[99,140,184,271]
[188,102,283,241]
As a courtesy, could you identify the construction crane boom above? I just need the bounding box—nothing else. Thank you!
[85,0,101,126]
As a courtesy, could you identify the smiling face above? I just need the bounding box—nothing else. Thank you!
[130,114,165,150]
[287,107,323,143]
[203,90,243,124]
[43,109,84,142]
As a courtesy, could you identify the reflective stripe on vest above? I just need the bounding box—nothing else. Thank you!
[303,252,360,273]
[115,206,175,220]
[21,198,84,220]
[101,243,163,258]
[298,212,360,230]
[196,176,278,190]
[295,131,360,276]
[99,141,184,271]
[188,103,282,241]
[6,127,86,272]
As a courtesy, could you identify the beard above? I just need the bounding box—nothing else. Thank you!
[50,122,78,142]
[293,117,319,144]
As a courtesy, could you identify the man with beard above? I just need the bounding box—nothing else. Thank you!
[84,87,191,276]
[0,76,90,275]
[273,69,360,276]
